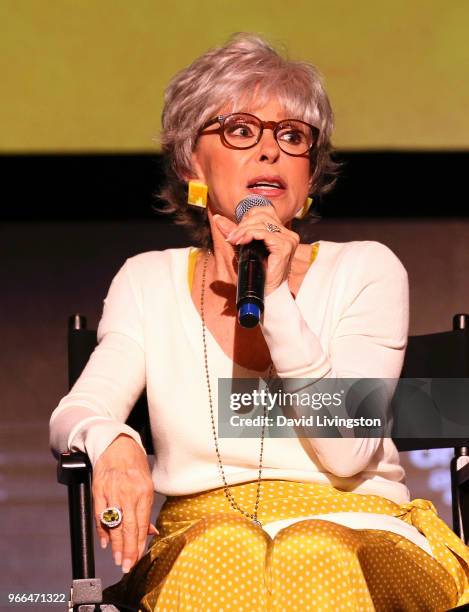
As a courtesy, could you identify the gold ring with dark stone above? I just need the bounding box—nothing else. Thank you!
[265,223,281,233]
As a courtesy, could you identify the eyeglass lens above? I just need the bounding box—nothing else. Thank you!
[222,113,314,155]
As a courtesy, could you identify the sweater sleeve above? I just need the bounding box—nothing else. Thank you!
[49,259,147,468]
[260,241,409,477]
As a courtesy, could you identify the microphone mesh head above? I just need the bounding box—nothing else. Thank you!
[235,195,272,223]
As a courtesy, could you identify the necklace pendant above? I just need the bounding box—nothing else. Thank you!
[252,518,262,527]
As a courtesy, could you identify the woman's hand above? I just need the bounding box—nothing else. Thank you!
[213,208,300,295]
[92,434,159,573]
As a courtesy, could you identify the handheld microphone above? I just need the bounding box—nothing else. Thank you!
[234,195,272,328]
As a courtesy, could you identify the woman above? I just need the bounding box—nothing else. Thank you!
[50,34,469,611]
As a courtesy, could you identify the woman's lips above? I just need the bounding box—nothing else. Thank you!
[246,186,286,198]
[246,175,287,198]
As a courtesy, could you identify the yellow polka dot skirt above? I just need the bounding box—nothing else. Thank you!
[103,480,469,611]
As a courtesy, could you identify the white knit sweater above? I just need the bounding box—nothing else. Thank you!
[50,239,411,501]
[50,241,436,555]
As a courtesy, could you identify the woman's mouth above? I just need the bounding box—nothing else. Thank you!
[246,176,287,198]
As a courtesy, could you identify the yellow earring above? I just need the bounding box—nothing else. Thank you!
[295,197,313,219]
[187,180,208,208]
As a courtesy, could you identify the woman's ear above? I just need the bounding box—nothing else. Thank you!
[184,151,209,208]
[186,151,207,185]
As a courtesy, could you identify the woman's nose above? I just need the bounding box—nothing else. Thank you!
[256,128,281,162]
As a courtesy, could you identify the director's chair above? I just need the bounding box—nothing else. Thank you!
[55,313,469,611]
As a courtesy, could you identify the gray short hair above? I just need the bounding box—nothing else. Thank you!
[155,33,341,247]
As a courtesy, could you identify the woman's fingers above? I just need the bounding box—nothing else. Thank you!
[212,206,284,241]
[230,226,288,245]
[221,207,301,292]
[213,204,297,249]
[228,225,299,255]
[148,523,159,535]
[134,483,156,563]
[120,505,140,573]
[227,209,288,243]
[224,217,299,294]
[93,477,155,572]
[93,474,125,566]
[113,485,154,572]
[94,498,158,572]
[212,214,237,238]
[235,203,283,228]
[91,435,157,573]
[93,492,111,549]
[110,528,125,567]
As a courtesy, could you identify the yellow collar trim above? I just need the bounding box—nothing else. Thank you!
[188,242,319,293]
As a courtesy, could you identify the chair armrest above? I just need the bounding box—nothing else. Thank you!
[58,452,96,581]
[456,460,469,488]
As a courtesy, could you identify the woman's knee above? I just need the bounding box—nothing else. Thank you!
[169,512,269,602]
[184,512,269,553]
[271,518,360,560]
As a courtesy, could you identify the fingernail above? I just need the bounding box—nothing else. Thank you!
[114,551,122,566]
[100,538,107,549]
[227,230,237,240]
[122,558,132,573]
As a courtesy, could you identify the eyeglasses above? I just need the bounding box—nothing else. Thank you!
[199,112,319,157]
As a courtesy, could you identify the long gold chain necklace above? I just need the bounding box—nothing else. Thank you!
[200,248,274,527]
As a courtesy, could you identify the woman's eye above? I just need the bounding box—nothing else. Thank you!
[226,123,254,138]
[279,129,304,144]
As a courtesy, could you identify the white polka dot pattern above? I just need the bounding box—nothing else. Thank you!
[103,479,469,611]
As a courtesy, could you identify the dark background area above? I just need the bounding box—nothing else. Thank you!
[1,151,469,603]
[2,151,468,220]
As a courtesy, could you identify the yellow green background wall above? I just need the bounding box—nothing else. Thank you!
[1,0,468,152]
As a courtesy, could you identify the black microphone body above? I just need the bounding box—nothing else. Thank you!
[235,195,272,328]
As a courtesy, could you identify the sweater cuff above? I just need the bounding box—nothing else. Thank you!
[260,281,332,378]
[68,418,147,469]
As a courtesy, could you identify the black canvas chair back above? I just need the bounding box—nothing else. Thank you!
[68,315,153,454]
[394,314,469,452]
[403,315,469,377]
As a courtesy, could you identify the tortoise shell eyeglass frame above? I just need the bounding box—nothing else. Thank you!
[198,112,320,158]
